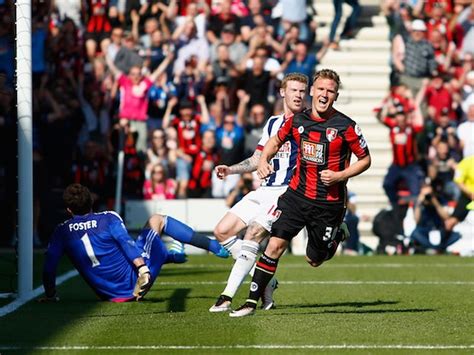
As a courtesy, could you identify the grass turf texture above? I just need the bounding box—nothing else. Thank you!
[0,254,473,354]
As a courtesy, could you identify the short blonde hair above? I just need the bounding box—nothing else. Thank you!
[281,72,309,89]
[312,69,341,92]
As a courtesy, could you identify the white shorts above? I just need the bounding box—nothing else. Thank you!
[229,185,288,232]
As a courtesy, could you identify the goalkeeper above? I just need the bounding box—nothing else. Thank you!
[41,183,228,302]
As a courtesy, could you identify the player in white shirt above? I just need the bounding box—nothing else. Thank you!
[210,73,309,312]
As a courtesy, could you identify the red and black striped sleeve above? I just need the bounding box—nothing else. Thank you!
[277,115,294,142]
[344,123,370,159]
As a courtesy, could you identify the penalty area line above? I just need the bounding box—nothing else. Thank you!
[0,270,78,318]
[0,344,473,351]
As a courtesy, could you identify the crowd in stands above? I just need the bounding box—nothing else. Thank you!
[0,0,330,246]
[376,0,473,253]
[0,0,472,255]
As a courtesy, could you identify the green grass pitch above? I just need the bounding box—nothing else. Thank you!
[0,253,473,354]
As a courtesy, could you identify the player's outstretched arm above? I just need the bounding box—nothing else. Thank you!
[215,149,263,179]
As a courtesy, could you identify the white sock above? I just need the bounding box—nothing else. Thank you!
[249,263,256,277]
[222,240,259,298]
[220,236,243,260]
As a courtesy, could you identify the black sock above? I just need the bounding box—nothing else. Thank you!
[246,253,279,307]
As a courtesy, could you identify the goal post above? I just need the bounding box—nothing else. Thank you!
[16,0,33,300]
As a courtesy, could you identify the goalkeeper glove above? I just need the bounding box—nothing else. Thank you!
[133,264,152,300]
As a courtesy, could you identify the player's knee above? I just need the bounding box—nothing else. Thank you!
[305,255,323,267]
[305,245,328,267]
[245,222,268,243]
[148,214,165,233]
[264,238,287,259]
[213,222,229,242]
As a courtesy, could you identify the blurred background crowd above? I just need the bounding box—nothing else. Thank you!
[0,0,472,255]
[373,0,473,254]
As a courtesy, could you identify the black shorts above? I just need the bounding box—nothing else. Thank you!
[271,189,346,262]
[84,31,111,44]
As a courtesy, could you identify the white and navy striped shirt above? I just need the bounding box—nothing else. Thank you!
[256,113,298,187]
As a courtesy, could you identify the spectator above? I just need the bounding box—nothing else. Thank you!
[393,19,437,96]
[72,140,109,209]
[426,108,459,158]
[212,112,245,198]
[378,106,424,207]
[240,0,273,43]
[207,0,241,44]
[106,50,173,154]
[277,0,308,42]
[280,41,328,79]
[143,162,177,200]
[243,45,281,75]
[147,71,176,131]
[453,5,474,58]
[172,0,209,40]
[427,141,460,201]
[175,55,206,102]
[209,44,239,90]
[209,23,248,65]
[163,95,210,198]
[239,55,274,107]
[114,31,144,74]
[145,128,169,176]
[106,27,125,63]
[457,101,474,158]
[76,89,111,153]
[188,130,219,198]
[84,0,112,61]
[410,180,461,253]
[328,0,361,50]
[424,75,455,123]
[172,20,210,75]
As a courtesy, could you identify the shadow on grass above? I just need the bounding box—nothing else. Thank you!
[273,300,435,315]
[283,300,400,309]
[274,308,435,316]
[167,288,191,312]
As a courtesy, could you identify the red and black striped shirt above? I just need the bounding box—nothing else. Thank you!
[172,115,202,156]
[277,109,370,204]
[86,0,111,34]
[383,116,422,167]
[188,148,219,191]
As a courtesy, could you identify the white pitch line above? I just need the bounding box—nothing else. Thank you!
[0,270,78,318]
[0,344,473,351]
[173,263,474,269]
[158,280,474,285]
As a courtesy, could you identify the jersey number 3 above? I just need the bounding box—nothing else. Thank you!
[81,233,101,267]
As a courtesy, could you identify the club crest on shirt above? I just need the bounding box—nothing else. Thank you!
[298,126,304,134]
[302,139,325,164]
[326,128,338,142]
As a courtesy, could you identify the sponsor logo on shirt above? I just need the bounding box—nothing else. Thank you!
[302,139,325,164]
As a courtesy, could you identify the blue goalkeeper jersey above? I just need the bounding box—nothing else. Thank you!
[43,211,143,301]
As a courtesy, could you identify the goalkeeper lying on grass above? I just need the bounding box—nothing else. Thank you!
[40,183,228,302]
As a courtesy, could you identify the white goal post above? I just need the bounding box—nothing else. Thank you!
[16,0,33,300]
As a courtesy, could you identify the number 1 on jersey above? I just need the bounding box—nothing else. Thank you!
[81,233,100,267]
